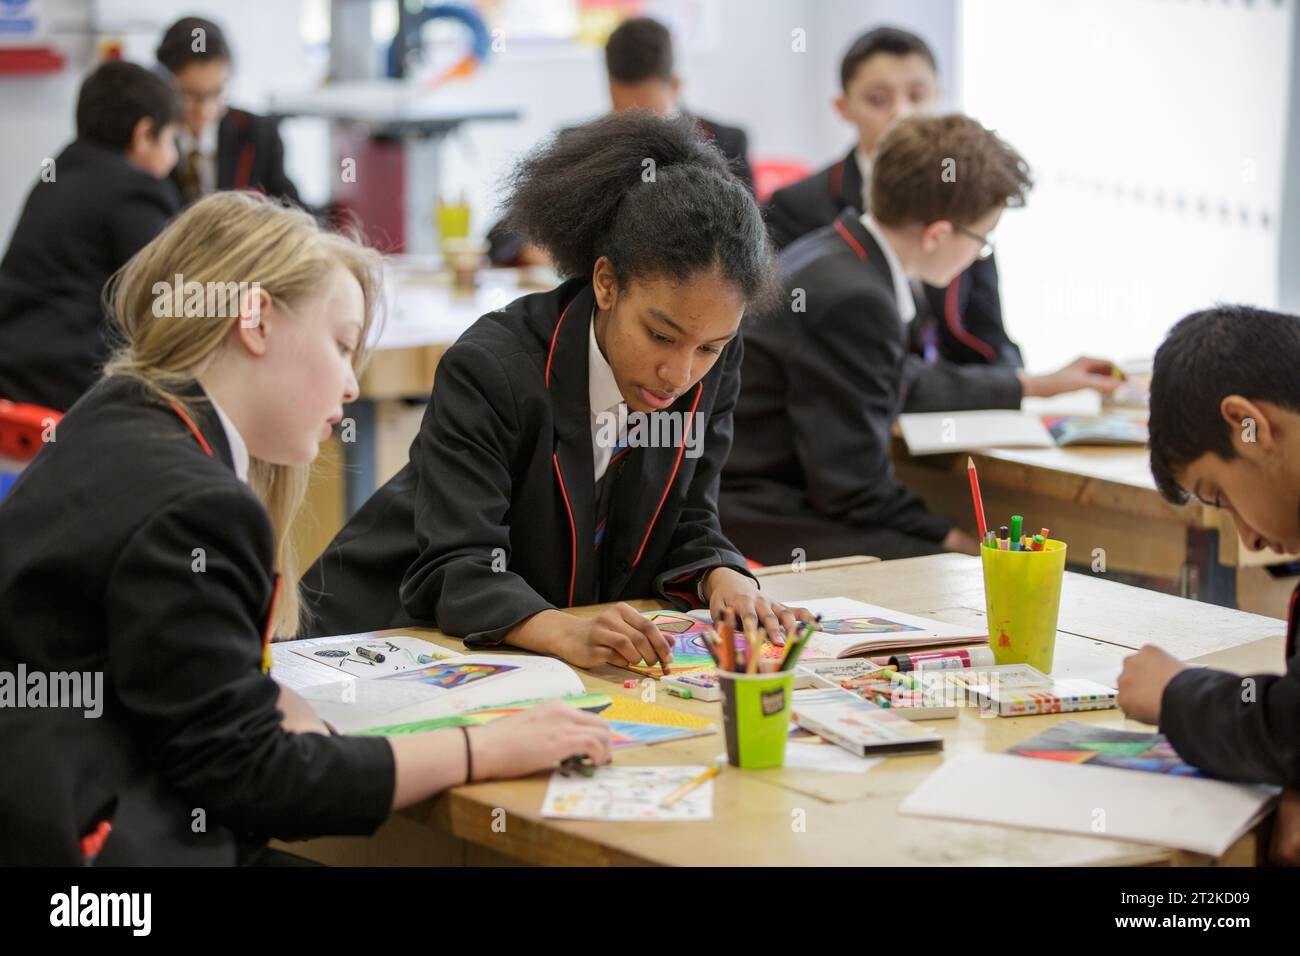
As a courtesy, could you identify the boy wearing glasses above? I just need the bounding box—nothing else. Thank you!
[723,115,1066,562]
[766,27,1117,412]
[156,17,303,208]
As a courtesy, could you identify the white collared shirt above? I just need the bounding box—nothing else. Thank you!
[588,310,626,482]
[208,394,250,484]
[855,146,874,212]
[177,121,219,196]
[859,213,917,324]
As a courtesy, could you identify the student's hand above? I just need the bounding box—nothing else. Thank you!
[552,604,676,671]
[468,700,612,780]
[704,566,815,646]
[1116,644,1186,725]
[275,683,332,735]
[1018,356,1123,398]
[942,527,981,555]
[1269,788,1300,866]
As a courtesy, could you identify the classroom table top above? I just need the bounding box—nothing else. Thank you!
[381,554,1286,866]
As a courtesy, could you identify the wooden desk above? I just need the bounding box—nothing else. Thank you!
[283,553,1286,867]
[895,441,1299,617]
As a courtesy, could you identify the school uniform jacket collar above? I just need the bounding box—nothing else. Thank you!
[828,208,895,293]
[157,380,240,479]
[828,147,867,213]
[545,282,707,603]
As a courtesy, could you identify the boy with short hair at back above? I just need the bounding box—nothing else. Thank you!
[722,114,1034,563]
[1118,304,1300,864]
[766,26,1118,411]
[0,60,181,412]
[488,15,753,267]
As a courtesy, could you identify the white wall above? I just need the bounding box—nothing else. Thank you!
[960,0,1295,372]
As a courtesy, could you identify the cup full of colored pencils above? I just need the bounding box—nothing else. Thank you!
[699,611,819,769]
[978,510,1068,673]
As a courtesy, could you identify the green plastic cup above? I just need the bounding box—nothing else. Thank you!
[981,538,1067,673]
[718,670,795,768]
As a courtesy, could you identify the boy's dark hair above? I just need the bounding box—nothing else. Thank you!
[840,26,937,90]
[605,17,674,84]
[503,111,777,309]
[870,114,1032,228]
[76,61,181,151]
[156,16,232,73]
[1149,305,1300,504]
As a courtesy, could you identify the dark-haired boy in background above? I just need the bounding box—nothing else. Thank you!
[488,16,753,266]
[767,26,1117,410]
[0,61,181,411]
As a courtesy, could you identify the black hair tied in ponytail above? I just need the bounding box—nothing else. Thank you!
[502,111,777,310]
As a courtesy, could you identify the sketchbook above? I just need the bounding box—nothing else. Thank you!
[296,653,585,734]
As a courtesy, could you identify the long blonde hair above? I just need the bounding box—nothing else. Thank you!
[104,191,383,638]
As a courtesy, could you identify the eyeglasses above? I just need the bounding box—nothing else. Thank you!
[180,88,226,108]
[954,224,995,260]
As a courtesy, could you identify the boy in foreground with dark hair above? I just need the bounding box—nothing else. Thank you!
[1118,304,1300,864]
[0,60,181,411]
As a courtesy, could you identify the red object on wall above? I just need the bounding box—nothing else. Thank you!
[0,46,65,75]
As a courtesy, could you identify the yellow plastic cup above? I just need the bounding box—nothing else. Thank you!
[980,539,1067,673]
[435,201,471,247]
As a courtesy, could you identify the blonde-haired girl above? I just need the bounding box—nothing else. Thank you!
[0,192,610,865]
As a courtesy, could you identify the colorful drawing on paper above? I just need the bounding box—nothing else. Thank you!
[818,616,924,636]
[1007,721,1203,776]
[387,661,518,690]
[607,720,709,748]
[358,692,612,736]
[541,765,714,821]
[629,611,782,677]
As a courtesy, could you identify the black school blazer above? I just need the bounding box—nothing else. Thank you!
[0,377,393,865]
[1160,582,1300,786]
[721,210,955,563]
[169,108,303,208]
[305,278,753,643]
[0,140,180,411]
[764,146,1025,377]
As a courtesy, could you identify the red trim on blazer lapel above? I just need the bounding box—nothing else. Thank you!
[233,143,256,190]
[552,454,577,606]
[545,297,576,386]
[834,218,868,261]
[829,159,845,206]
[632,382,704,567]
[167,400,214,457]
[943,274,995,361]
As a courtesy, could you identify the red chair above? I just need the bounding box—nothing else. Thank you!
[751,158,812,204]
[0,399,61,462]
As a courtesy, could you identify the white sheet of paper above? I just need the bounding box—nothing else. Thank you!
[541,766,714,821]
[900,752,1278,857]
[898,410,1054,455]
[783,741,883,774]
